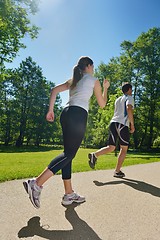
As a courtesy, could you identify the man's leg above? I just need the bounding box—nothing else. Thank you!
[94,145,115,157]
[88,145,115,169]
[114,145,128,177]
[114,122,130,177]
[88,122,117,169]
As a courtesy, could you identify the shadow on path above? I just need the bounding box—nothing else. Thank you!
[93,178,160,197]
[18,203,101,240]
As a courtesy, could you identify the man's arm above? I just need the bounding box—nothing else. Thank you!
[127,104,135,133]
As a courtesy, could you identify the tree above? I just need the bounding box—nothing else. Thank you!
[133,28,160,148]
[120,28,160,149]
[0,0,39,65]
[87,27,160,150]
[0,57,62,146]
[0,68,18,145]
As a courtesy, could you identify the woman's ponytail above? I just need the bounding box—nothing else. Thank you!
[70,56,93,89]
[70,65,83,89]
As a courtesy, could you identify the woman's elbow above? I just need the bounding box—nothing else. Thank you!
[96,97,106,108]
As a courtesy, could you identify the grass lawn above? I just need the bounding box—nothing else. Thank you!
[0,146,160,182]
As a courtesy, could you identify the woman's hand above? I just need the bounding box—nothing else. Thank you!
[46,111,54,122]
[103,79,110,89]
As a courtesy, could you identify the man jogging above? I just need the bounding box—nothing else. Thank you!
[88,82,135,178]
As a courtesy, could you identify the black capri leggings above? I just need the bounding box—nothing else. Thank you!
[48,106,88,179]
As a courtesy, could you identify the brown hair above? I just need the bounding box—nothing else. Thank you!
[70,56,93,89]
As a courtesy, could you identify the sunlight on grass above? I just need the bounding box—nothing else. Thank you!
[0,148,159,182]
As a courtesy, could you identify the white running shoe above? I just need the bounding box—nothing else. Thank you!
[62,192,85,206]
[23,179,42,209]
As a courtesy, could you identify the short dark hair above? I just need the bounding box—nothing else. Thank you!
[122,83,132,94]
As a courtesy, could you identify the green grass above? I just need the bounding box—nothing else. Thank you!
[0,146,160,182]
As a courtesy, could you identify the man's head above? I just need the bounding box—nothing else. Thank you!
[122,82,132,95]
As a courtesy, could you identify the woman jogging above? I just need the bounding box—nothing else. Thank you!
[23,56,110,208]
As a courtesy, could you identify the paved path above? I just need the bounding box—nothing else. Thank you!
[1,162,160,240]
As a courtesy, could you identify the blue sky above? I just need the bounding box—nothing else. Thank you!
[6,0,160,105]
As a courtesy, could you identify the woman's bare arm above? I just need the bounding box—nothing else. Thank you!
[94,79,110,108]
[46,81,70,122]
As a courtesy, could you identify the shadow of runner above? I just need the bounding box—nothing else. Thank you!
[18,203,102,240]
[93,178,160,198]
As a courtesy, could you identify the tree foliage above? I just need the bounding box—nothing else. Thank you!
[0,57,62,146]
[0,0,39,65]
[87,27,160,150]
[0,27,159,150]
[0,1,63,148]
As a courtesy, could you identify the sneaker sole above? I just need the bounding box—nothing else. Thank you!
[88,161,95,169]
[62,199,86,206]
[23,181,39,209]
[23,181,29,193]
[113,175,125,178]
[88,154,95,169]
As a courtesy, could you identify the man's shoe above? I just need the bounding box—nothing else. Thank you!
[88,153,97,169]
[113,170,125,178]
[62,192,85,206]
[23,179,42,209]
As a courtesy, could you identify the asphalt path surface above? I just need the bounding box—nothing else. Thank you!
[1,162,160,240]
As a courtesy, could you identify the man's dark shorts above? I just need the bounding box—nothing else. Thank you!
[108,122,130,146]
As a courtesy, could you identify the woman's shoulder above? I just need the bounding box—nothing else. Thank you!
[84,73,97,81]
[66,79,73,88]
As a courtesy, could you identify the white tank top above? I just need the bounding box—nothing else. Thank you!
[65,73,97,112]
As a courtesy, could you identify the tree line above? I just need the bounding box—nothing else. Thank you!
[0,57,62,146]
[86,27,160,150]
[0,1,159,149]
